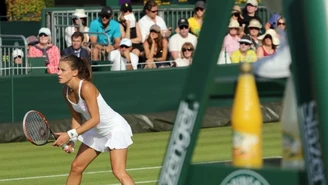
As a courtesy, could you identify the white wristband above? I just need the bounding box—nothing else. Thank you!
[67,129,78,139]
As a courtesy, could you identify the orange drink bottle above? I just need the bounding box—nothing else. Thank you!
[231,62,263,168]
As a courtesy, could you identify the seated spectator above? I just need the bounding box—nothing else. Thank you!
[223,19,241,56]
[28,27,61,74]
[264,13,281,30]
[230,35,257,63]
[61,32,89,60]
[256,29,279,59]
[188,1,205,37]
[172,42,194,67]
[118,2,143,57]
[248,19,262,49]
[138,0,171,42]
[12,49,24,64]
[26,35,38,49]
[143,24,169,69]
[231,5,244,27]
[169,18,197,60]
[109,38,138,71]
[275,17,286,39]
[241,0,263,34]
[65,9,89,47]
[89,6,121,61]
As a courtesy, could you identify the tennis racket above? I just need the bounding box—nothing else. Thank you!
[22,110,70,150]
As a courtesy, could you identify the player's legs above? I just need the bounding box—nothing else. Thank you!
[66,143,100,185]
[109,148,135,185]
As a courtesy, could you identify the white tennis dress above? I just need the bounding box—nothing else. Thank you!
[66,80,133,152]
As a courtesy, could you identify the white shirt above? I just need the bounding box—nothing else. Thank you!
[109,50,138,71]
[169,33,197,58]
[66,80,118,136]
[174,58,191,67]
[65,26,89,47]
[138,15,168,42]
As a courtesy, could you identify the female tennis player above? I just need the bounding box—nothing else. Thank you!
[53,55,135,185]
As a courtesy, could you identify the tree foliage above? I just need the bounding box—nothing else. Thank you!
[6,0,54,21]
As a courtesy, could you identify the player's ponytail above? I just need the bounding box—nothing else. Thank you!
[60,55,92,81]
[79,57,92,81]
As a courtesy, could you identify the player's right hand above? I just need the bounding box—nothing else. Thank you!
[62,142,75,154]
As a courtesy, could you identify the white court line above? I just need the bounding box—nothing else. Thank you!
[0,166,161,182]
[106,180,158,185]
[0,156,281,182]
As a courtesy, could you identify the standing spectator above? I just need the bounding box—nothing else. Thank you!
[143,24,168,68]
[188,1,205,37]
[65,9,89,47]
[28,28,61,74]
[118,2,143,57]
[62,32,89,60]
[230,35,257,63]
[256,29,279,59]
[241,0,263,34]
[89,6,121,61]
[109,38,138,71]
[138,0,171,43]
[172,42,194,67]
[169,18,197,60]
[223,20,241,56]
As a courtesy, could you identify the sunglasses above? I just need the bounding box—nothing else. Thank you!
[195,7,204,12]
[120,45,130,48]
[39,33,48,37]
[179,25,188,30]
[150,10,158,13]
[232,13,240,17]
[101,15,110,19]
[182,48,193,52]
[14,56,22,59]
[278,22,285,25]
[240,42,251,46]
[249,27,260,30]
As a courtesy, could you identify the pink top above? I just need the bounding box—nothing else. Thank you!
[261,46,276,56]
[28,44,61,74]
[223,34,240,56]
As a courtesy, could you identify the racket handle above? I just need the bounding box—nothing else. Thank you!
[62,144,75,152]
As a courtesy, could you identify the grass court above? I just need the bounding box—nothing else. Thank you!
[0,122,282,185]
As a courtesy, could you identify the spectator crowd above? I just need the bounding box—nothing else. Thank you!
[11,0,287,74]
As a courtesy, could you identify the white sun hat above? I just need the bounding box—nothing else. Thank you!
[258,29,280,45]
[73,9,87,18]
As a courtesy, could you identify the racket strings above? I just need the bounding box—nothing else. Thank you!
[25,112,50,145]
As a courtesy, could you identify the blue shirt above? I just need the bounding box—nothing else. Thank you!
[89,18,121,45]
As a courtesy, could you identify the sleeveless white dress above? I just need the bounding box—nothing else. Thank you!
[66,80,133,152]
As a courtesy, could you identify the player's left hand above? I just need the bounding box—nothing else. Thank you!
[52,132,70,147]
